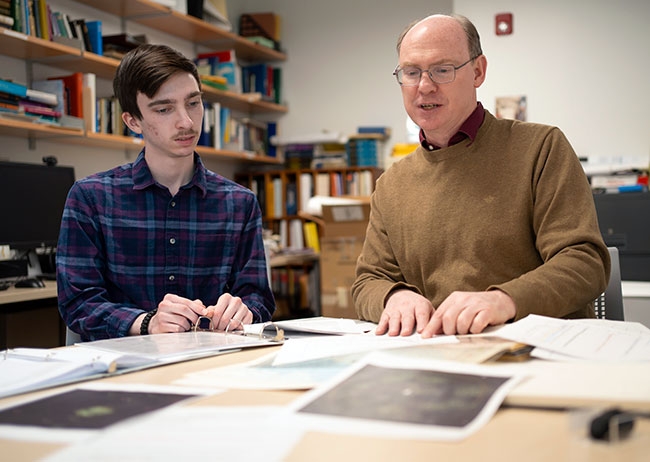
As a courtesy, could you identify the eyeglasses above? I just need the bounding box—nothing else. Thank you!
[393,56,478,86]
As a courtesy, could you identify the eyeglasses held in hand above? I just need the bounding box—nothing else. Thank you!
[393,56,479,86]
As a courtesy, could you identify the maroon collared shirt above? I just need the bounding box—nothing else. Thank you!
[419,102,485,151]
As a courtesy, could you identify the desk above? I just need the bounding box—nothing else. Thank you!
[623,281,650,328]
[0,281,62,349]
[1,346,648,461]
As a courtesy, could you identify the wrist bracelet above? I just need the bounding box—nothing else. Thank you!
[140,309,157,335]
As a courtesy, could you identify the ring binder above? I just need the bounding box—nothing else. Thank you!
[191,316,285,343]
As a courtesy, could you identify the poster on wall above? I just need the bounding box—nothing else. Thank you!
[495,95,527,121]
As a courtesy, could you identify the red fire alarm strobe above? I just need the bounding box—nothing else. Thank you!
[495,13,513,35]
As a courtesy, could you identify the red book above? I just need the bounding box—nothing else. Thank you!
[47,72,83,117]
[196,50,234,62]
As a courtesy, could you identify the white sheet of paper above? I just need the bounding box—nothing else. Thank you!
[490,314,650,361]
[272,333,458,366]
[174,350,362,390]
[43,406,304,462]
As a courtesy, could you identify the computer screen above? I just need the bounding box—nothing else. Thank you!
[0,161,76,250]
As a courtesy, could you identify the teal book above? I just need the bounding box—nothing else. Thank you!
[86,20,102,55]
[0,79,27,98]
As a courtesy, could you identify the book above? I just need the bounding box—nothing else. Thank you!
[70,18,92,52]
[48,72,83,117]
[82,72,96,132]
[303,221,320,253]
[0,12,14,28]
[0,79,27,99]
[25,87,58,106]
[85,20,102,55]
[34,0,47,39]
[32,78,65,113]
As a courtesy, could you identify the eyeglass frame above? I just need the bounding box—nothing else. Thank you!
[393,55,480,86]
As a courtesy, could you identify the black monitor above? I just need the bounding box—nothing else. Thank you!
[0,161,76,251]
[593,191,650,281]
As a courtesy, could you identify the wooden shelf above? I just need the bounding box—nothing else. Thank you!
[1,1,286,164]
[196,146,283,164]
[0,29,120,80]
[76,0,287,62]
[201,85,287,115]
[0,116,83,140]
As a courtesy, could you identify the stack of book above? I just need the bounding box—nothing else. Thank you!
[0,0,13,29]
[194,50,241,93]
[0,78,61,125]
[238,12,281,51]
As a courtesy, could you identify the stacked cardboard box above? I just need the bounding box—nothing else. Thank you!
[319,200,370,319]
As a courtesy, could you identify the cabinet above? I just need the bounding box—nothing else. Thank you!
[0,0,286,164]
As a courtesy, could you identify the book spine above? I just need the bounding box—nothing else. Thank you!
[85,20,102,55]
[0,79,27,98]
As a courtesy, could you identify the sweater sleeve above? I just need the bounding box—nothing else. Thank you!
[489,127,610,320]
[351,184,420,322]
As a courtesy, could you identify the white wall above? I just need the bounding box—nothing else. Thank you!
[229,0,453,150]
[234,0,650,167]
[456,0,650,166]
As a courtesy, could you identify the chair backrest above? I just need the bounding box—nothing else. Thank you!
[65,327,82,346]
[594,246,624,321]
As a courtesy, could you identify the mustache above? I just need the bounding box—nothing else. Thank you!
[173,131,197,138]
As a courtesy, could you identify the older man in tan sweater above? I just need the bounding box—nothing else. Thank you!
[351,14,609,337]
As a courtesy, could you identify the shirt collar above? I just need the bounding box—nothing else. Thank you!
[420,102,485,151]
[132,150,208,197]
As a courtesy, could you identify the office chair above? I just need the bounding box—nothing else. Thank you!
[65,327,81,346]
[594,247,625,321]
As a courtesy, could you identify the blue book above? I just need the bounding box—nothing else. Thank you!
[86,20,103,56]
[0,79,27,98]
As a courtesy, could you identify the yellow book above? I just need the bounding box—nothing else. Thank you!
[303,221,320,253]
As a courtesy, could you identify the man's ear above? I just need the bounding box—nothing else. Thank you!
[473,54,488,88]
[122,112,142,134]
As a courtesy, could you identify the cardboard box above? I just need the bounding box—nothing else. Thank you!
[320,237,364,319]
[320,201,370,238]
[319,198,371,318]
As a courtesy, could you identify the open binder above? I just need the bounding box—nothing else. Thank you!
[0,320,284,400]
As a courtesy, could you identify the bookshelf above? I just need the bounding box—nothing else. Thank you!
[0,0,287,164]
[235,167,383,247]
[236,166,382,319]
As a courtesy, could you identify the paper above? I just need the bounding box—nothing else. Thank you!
[260,316,375,336]
[174,350,362,391]
[491,314,650,361]
[271,333,458,366]
[0,383,212,443]
[488,359,650,409]
[287,352,523,441]
[44,406,305,462]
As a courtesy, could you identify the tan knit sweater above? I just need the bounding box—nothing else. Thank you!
[352,111,610,323]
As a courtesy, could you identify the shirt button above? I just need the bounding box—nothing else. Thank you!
[168,275,175,281]
[169,238,176,245]
[170,201,176,207]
